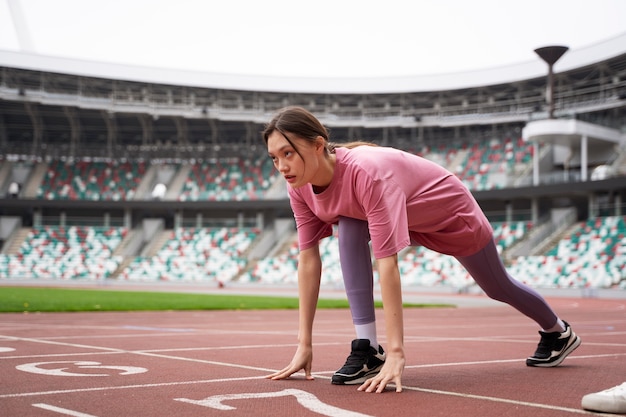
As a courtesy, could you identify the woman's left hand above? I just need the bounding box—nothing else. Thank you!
[357,350,405,393]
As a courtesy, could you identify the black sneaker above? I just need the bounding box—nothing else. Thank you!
[331,339,386,385]
[526,321,581,367]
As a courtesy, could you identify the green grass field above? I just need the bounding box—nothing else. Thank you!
[0,287,452,313]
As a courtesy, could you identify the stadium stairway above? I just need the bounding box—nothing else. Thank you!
[163,164,191,200]
[132,163,158,200]
[117,227,259,282]
[142,230,171,257]
[0,228,30,255]
[21,161,47,198]
[0,160,12,196]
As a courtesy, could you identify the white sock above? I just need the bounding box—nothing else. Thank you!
[543,318,566,333]
[354,322,378,349]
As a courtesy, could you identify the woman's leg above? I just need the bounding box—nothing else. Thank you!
[456,239,581,367]
[333,217,385,385]
[455,239,562,331]
[337,217,377,342]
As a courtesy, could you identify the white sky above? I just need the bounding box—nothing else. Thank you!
[1,0,625,78]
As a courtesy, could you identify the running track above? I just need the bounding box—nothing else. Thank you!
[1,291,625,416]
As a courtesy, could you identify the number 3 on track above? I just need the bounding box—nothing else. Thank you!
[16,361,147,376]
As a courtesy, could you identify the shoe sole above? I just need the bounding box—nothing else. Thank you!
[331,366,383,385]
[526,335,581,367]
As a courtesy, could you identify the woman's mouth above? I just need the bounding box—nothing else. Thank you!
[284,175,296,184]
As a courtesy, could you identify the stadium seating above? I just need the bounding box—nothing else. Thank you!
[2,137,622,291]
[28,137,533,204]
[412,142,462,168]
[179,157,276,201]
[23,137,534,205]
[118,227,259,282]
[242,220,534,289]
[37,158,147,200]
[411,137,533,190]
[0,226,126,280]
[508,216,626,289]
[1,216,623,290]
[454,138,533,190]
[493,221,533,253]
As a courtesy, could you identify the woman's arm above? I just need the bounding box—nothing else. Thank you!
[266,245,322,380]
[358,254,405,393]
[296,245,322,346]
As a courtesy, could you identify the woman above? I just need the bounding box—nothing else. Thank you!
[264,106,580,393]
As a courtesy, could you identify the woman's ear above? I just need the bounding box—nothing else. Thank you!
[314,136,327,154]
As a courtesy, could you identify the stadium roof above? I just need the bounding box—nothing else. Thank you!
[2,31,625,95]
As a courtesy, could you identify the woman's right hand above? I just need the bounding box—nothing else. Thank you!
[267,246,320,382]
[265,344,314,381]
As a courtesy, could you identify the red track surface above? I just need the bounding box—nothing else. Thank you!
[1,295,625,416]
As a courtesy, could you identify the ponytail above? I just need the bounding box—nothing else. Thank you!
[327,141,378,153]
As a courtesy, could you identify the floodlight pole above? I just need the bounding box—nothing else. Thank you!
[534,46,569,119]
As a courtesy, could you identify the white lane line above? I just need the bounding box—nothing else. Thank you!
[403,352,626,369]
[0,335,127,354]
[305,352,626,377]
[401,385,595,415]
[0,351,122,360]
[1,376,268,398]
[132,350,280,373]
[121,325,194,332]
[32,403,99,417]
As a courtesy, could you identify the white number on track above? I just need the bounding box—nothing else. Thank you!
[16,361,147,376]
[176,388,373,417]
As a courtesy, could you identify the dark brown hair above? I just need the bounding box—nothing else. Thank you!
[263,106,329,156]
[263,106,377,154]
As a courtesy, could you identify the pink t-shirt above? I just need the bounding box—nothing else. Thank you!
[288,146,493,258]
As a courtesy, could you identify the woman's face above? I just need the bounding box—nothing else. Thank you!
[267,131,322,189]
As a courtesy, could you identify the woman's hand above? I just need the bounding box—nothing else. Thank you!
[265,344,314,381]
[357,349,405,393]
[267,246,321,381]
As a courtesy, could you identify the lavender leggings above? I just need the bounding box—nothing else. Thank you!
[337,217,558,330]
